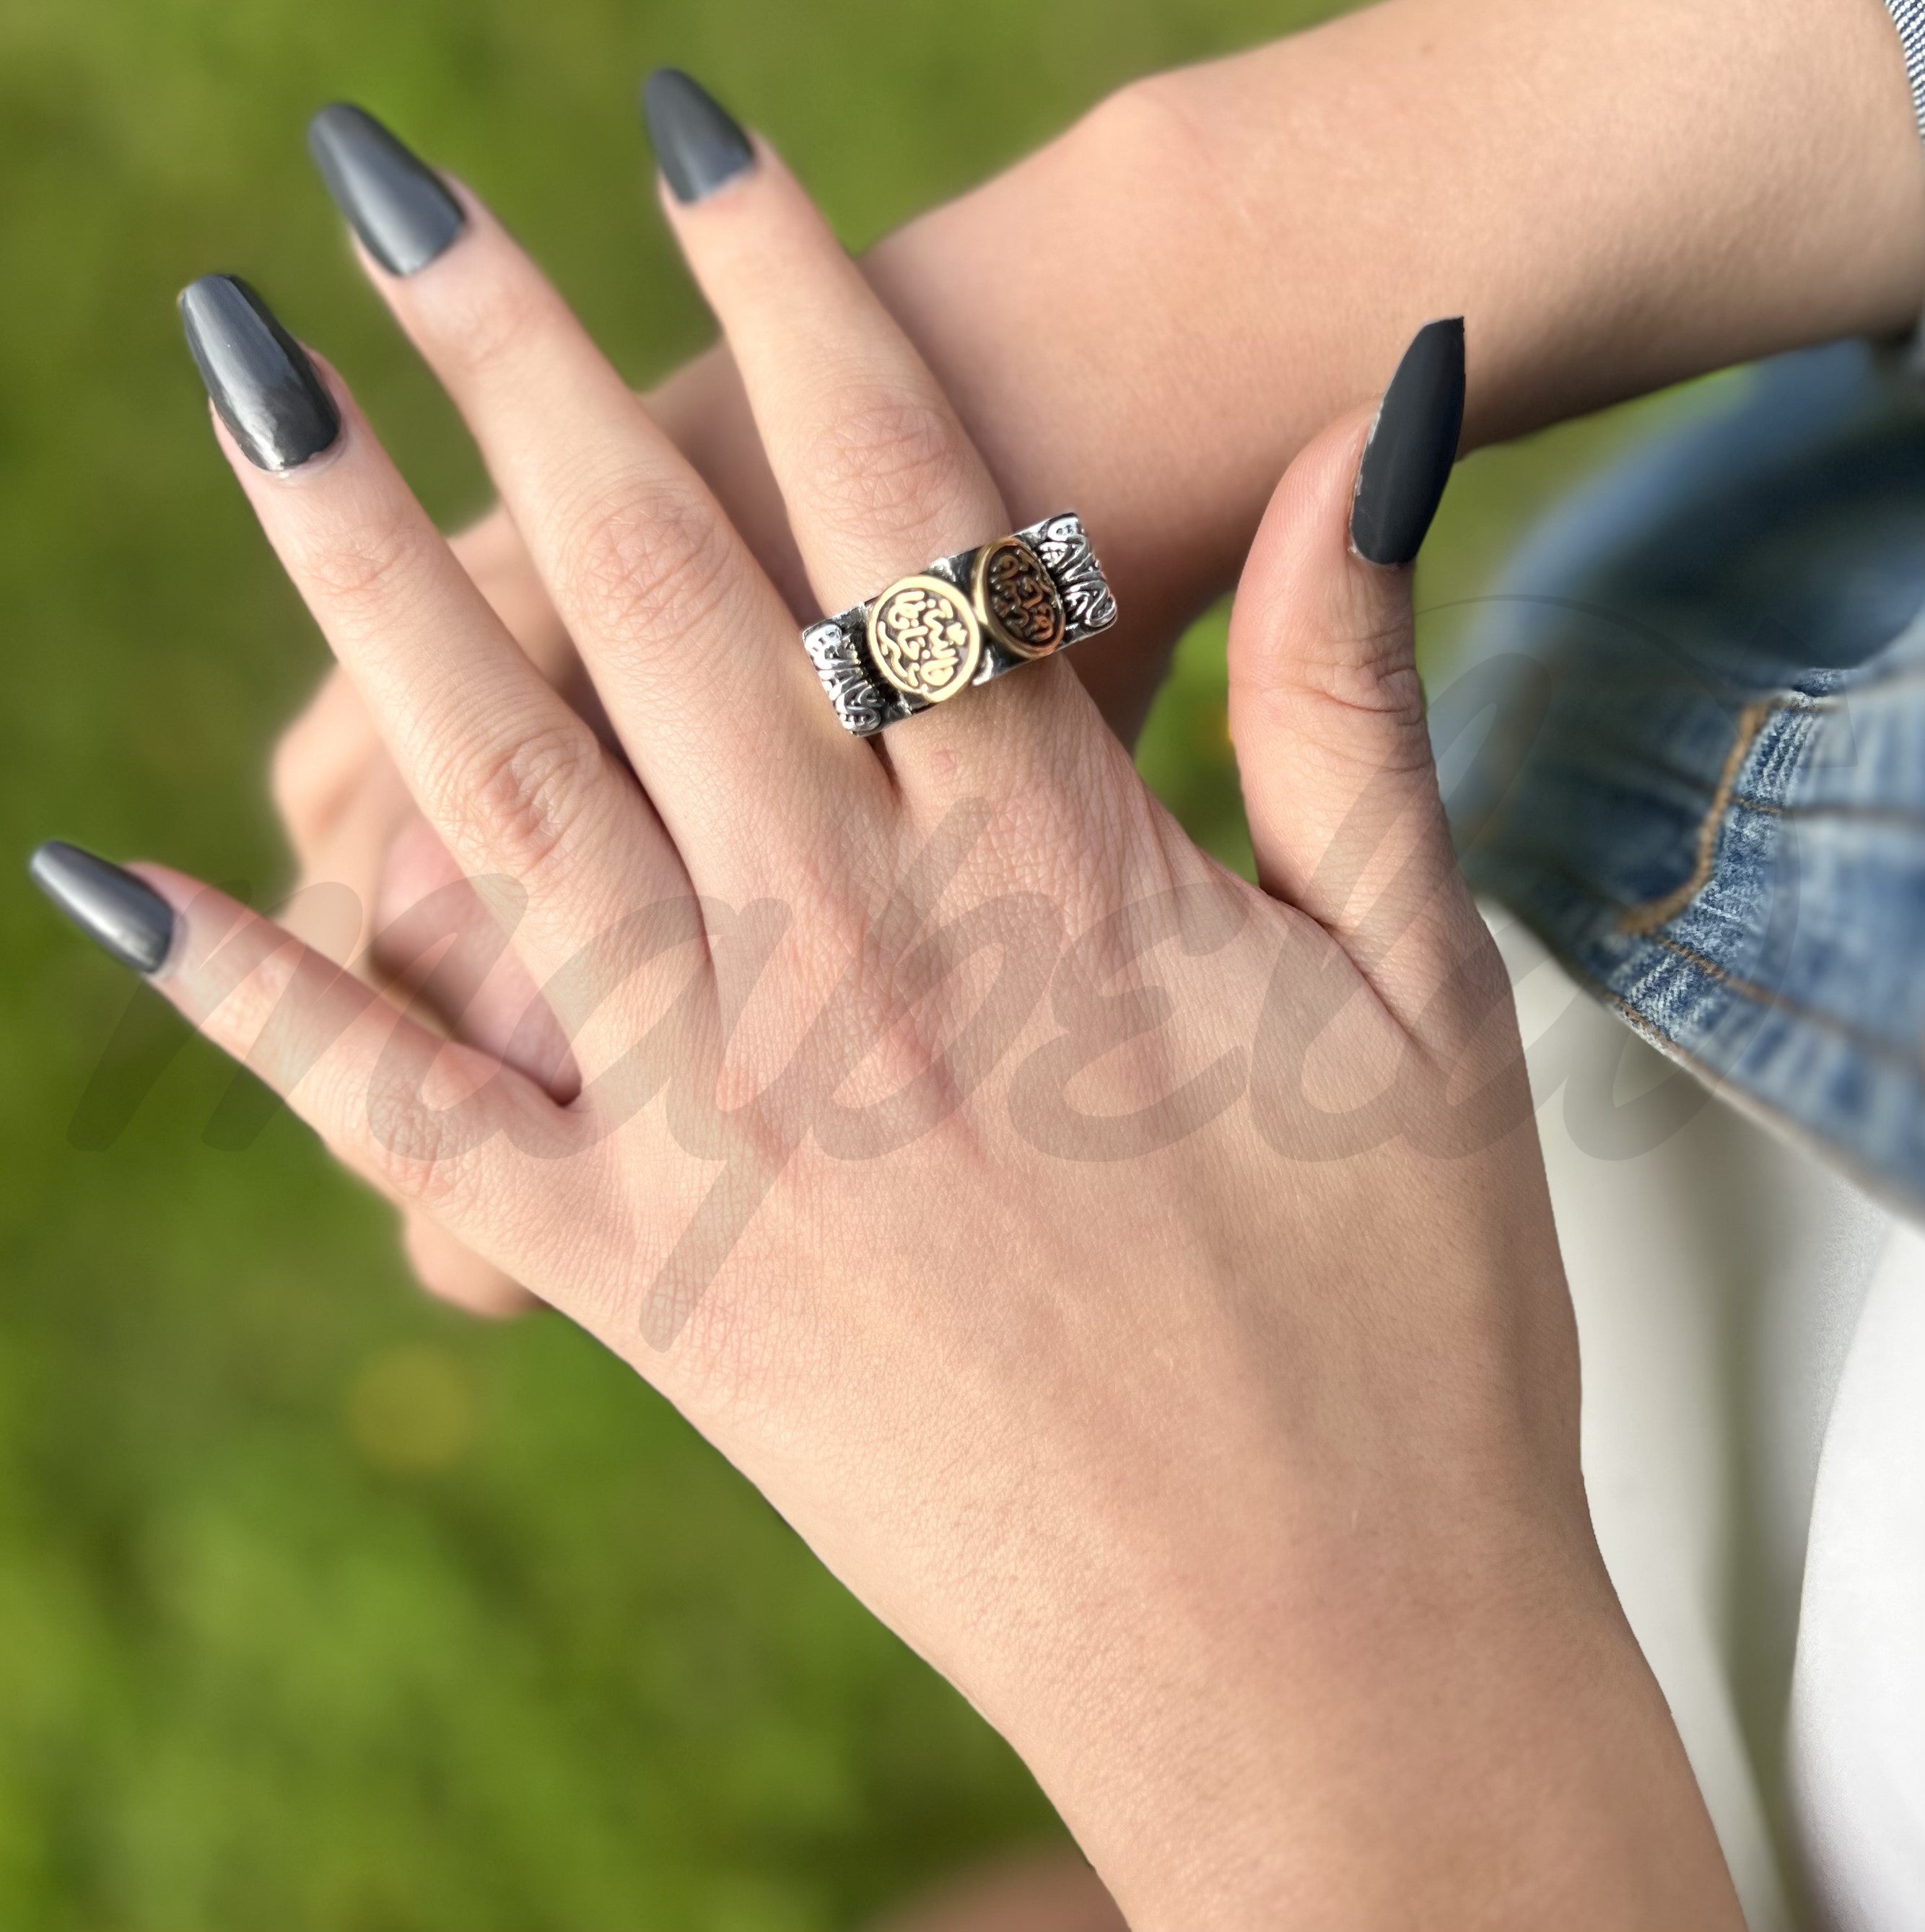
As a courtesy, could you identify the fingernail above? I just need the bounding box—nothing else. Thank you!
[1350,317,1466,567]
[307,102,466,277]
[641,69,754,205]
[29,842,176,976]
[178,275,341,473]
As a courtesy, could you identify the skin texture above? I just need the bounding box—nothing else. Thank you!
[115,120,1750,1924]
[274,0,1925,1328]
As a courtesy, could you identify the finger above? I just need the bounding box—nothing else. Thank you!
[270,509,568,953]
[271,515,566,871]
[372,814,579,1100]
[374,816,574,1323]
[401,1212,541,1320]
[645,73,1094,779]
[1227,319,1481,1021]
[275,752,569,1322]
[281,756,415,966]
[448,503,573,683]
[180,274,681,1064]
[646,74,1000,613]
[271,663,385,862]
[27,842,591,1290]
[306,102,880,885]
[271,511,572,887]
[277,766,577,1098]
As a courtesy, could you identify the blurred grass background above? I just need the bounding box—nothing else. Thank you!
[0,0,1686,1925]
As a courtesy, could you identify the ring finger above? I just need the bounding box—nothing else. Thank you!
[642,72,1101,790]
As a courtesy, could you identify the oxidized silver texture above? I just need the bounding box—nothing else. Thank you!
[802,513,1118,736]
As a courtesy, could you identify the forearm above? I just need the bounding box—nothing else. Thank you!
[1008,1538,1743,1928]
[655,0,1924,738]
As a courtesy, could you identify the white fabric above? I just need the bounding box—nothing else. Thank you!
[1499,910,1925,1930]
[1787,1230,1925,1926]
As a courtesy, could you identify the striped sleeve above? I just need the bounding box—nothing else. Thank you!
[1891,0,1925,135]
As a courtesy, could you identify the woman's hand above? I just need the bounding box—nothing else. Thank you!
[45,112,1747,1927]
[272,0,1925,1316]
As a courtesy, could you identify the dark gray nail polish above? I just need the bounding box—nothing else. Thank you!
[178,274,341,473]
[307,102,466,277]
[641,69,754,204]
[1350,317,1467,567]
[30,842,176,976]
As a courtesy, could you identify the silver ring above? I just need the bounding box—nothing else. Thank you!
[801,513,1118,737]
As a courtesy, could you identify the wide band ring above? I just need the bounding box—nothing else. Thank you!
[801,513,1118,737]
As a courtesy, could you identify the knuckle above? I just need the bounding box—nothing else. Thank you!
[806,388,975,546]
[294,515,422,624]
[1233,541,1429,763]
[354,1074,472,1215]
[559,481,737,649]
[426,269,557,384]
[433,717,609,886]
[1236,639,1433,781]
[1266,618,1426,727]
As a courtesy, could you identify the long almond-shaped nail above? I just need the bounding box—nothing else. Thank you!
[30,842,175,976]
[308,103,466,276]
[641,69,754,205]
[1350,318,1466,567]
[179,274,340,473]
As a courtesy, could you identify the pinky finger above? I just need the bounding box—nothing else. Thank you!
[29,841,590,1290]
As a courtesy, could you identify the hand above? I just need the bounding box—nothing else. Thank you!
[271,0,1925,1321]
[38,104,1743,1926]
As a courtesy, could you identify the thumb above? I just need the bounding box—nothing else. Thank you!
[1228,318,1475,1009]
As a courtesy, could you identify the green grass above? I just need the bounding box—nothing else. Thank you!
[0,1,1689,1923]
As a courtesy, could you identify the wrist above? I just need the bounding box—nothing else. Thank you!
[995,1505,1736,1931]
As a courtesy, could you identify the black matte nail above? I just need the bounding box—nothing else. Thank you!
[30,842,176,976]
[1350,318,1466,568]
[178,275,341,473]
[308,103,466,277]
[641,69,754,204]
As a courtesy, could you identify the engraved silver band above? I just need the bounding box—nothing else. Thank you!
[802,512,1118,737]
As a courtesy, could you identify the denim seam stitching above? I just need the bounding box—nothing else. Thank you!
[1618,699,1775,935]
[1649,932,1925,1075]
[1728,793,1925,831]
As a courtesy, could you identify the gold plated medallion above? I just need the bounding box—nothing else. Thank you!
[866,574,982,703]
[972,537,1067,659]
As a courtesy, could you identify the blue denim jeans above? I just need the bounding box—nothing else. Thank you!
[1445,340,1925,1214]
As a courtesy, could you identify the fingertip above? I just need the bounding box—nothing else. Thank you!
[307,102,468,279]
[122,863,257,977]
[205,368,354,489]
[178,274,343,474]
[1348,316,1466,568]
[1234,406,1390,650]
[641,68,757,206]
[30,842,179,979]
